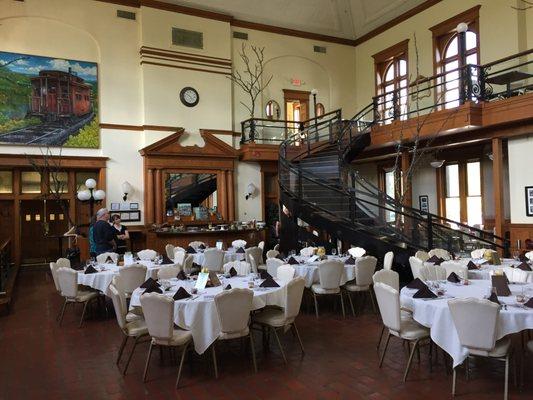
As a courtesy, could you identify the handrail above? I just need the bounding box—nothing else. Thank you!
[0,239,10,253]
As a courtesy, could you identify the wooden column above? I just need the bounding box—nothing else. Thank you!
[227,170,235,221]
[401,151,412,207]
[219,171,228,221]
[492,138,504,239]
[13,170,21,266]
[98,167,107,208]
[145,169,154,224]
[154,169,163,224]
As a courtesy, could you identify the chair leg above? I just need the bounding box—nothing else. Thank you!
[176,342,189,388]
[123,335,140,375]
[369,290,377,314]
[504,354,509,400]
[403,339,420,382]
[78,300,90,328]
[249,334,258,373]
[143,341,154,382]
[313,292,319,318]
[379,333,391,368]
[347,291,355,317]
[465,356,470,381]
[376,326,385,351]
[211,343,218,379]
[339,292,346,319]
[58,299,68,326]
[452,367,457,396]
[116,335,128,365]
[292,323,305,355]
[272,327,287,364]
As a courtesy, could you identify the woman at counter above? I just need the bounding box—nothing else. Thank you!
[111,214,129,254]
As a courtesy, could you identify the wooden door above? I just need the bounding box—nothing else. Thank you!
[0,200,15,255]
[283,89,310,122]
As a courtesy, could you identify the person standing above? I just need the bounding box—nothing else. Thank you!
[111,214,129,254]
[93,208,116,255]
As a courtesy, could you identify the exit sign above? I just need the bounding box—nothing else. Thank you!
[291,78,301,86]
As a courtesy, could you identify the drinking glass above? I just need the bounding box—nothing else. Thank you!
[331,248,337,256]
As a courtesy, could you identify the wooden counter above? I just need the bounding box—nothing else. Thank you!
[146,228,266,253]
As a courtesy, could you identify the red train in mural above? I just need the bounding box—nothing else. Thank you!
[29,69,92,121]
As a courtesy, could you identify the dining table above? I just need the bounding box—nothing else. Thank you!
[288,255,360,288]
[425,258,533,282]
[190,246,246,266]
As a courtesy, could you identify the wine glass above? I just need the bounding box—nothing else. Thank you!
[331,248,337,257]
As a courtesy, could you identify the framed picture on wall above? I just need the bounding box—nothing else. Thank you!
[129,202,139,210]
[526,187,533,216]
[128,211,141,221]
[110,203,120,211]
[419,195,429,213]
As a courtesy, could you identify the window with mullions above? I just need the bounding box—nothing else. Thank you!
[443,161,483,226]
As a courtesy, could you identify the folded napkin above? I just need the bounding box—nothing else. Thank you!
[224,284,232,290]
[84,265,98,274]
[186,246,197,254]
[236,247,245,254]
[176,270,187,280]
[517,262,532,271]
[524,298,533,308]
[260,270,272,280]
[105,256,114,264]
[447,272,461,283]
[140,277,160,289]
[427,255,444,265]
[173,287,191,300]
[276,253,285,260]
[491,275,511,296]
[287,256,299,265]
[198,244,206,250]
[260,277,280,288]
[488,292,500,304]
[161,254,174,265]
[189,268,200,276]
[406,278,426,290]
[467,260,479,270]
[229,267,237,277]
[345,256,356,265]
[519,254,528,262]
[143,286,163,294]
[413,286,437,299]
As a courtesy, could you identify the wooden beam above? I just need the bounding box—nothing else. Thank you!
[401,151,412,207]
[492,138,505,239]
[154,169,163,224]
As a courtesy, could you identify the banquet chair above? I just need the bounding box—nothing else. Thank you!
[428,248,452,261]
[471,248,491,259]
[189,241,206,250]
[258,241,265,250]
[108,284,149,375]
[157,265,181,280]
[311,260,346,318]
[409,256,424,280]
[249,257,259,274]
[300,246,316,257]
[56,257,71,268]
[383,251,394,271]
[525,251,533,262]
[414,250,430,262]
[253,277,306,363]
[165,244,175,260]
[203,248,225,272]
[96,252,118,264]
[118,264,148,298]
[232,239,247,249]
[211,288,256,377]
[277,264,295,282]
[266,249,280,259]
[49,262,62,293]
[223,260,251,276]
[374,282,430,382]
[273,244,280,251]
[182,254,194,274]
[266,258,284,277]
[348,247,366,258]
[448,298,514,400]
[419,264,447,281]
[344,256,378,316]
[442,262,468,280]
[57,267,99,328]
[137,249,157,261]
[245,246,264,269]
[173,249,186,267]
[503,266,533,283]
[140,292,192,387]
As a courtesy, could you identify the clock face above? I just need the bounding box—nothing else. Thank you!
[180,87,199,107]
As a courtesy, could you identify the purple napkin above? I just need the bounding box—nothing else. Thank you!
[488,292,500,305]
[143,286,163,294]
[427,255,444,265]
[413,286,437,299]
[176,270,187,280]
[198,244,206,250]
[345,256,356,265]
[84,265,98,274]
[406,278,426,290]
[517,262,532,271]
[287,257,299,265]
[260,270,272,280]
[524,298,533,308]
[224,284,232,290]
[260,277,280,288]
[186,246,197,254]
[447,272,461,283]
[140,277,160,289]
[236,247,245,254]
[229,267,237,277]
[467,261,479,270]
[173,287,191,300]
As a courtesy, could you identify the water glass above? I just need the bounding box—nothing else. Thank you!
[331,248,337,256]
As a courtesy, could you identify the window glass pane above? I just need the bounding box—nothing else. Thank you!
[0,171,13,193]
[384,65,395,82]
[466,31,477,51]
[399,59,407,76]
[49,172,68,194]
[21,171,41,194]
[385,171,395,198]
[446,197,461,222]
[467,161,481,196]
[445,37,458,58]
[466,53,478,66]
[446,164,460,197]
[467,196,483,225]
[76,172,98,191]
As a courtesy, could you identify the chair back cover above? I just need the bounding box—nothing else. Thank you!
[284,277,305,321]
[214,288,253,334]
[157,265,180,279]
[409,256,424,280]
[119,264,147,294]
[245,246,263,267]
[96,252,118,264]
[266,258,284,277]
[471,248,490,259]
[182,254,194,274]
[317,260,344,289]
[109,283,127,330]
[374,282,401,332]
[231,239,247,249]
[419,264,446,281]
[50,262,61,292]
[266,249,280,259]
[141,292,174,340]
[355,256,377,286]
[203,248,225,272]
[137,249,157,261]
[372,269,399,291]
[383,251,394,270]
[188,241,206,250]
[57,267,78,298]
[165,244,175,260]
[173,249,186,267]
[56,257,71,268]
[414,250,430,262]
[223,261,251,276]
[348,247,366,258]
[428,248,451,260]
[277,264,295,282]
[442,261,468,280]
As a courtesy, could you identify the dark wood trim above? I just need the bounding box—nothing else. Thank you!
[0,154,108,168]
[141,46,232,63]
[142,125,180,132]
[140,0,233,22]
[141,54,232,70]
[200,129,241,137]
[492,138,504,238]
[100,123,144,131]
[140,60,232,76]
[94,0,140,7]
[140,48,232,67]
[429,5,481,36]
[372,39,410,61]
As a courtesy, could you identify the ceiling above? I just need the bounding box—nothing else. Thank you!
[157,0,430,40]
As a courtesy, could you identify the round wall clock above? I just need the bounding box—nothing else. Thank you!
[179,87,199,107]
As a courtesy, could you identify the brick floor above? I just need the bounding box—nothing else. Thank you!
[0,270,531,400]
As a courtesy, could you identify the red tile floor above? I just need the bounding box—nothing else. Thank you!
[0,270,531,400]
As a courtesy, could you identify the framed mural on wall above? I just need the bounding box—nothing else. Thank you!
[0,51,99,148]
[526,186,533,217]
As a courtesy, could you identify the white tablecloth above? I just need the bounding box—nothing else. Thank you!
[191,247,246,266]
[424,258,519,280]
[400,280,533,368]
[290,255,358,288]
[129,276,286,354]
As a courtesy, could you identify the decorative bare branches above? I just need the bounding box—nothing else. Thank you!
[228,43,273,118]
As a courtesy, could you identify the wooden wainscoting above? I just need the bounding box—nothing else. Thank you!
[508,223,533,249]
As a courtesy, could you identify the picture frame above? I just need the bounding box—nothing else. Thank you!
[128,211,141,222]
[110,202,120,211]
[419,195,429,213]
[129,202,139,210]
[120,212,130,220]
[526,186,533,217]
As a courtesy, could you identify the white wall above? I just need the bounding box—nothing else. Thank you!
[508,135,533,223]
[411,164,438,214]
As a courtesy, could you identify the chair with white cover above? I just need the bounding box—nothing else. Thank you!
[96,252,118,264]
[415,250,430,262]
[258,241,265,250]
[137,249,157,261]
[273,243,280,251]
[157,265,181,280]
[211,288,256,377]
[57,267,99,328]
[503,266,533,284]
[348,247,366,258]
[165,244,175,260]
[409,256,424,280]
[277,264,295,282]
[310,260,346,318]
[300,246,316,257]
[419,264,447,281]
[245,246,264,269]
[344,256,378,316]
[372,269,399,291]
[266,258,284,277]
[173,249,186,267]
[118,264,148,297]
[56,257,71,268]
[223,261,251,276]
[182,254,194,274]
[50,262,62,293]
[266,249,280,259]
[232,239,247,249]
[442,261,468,280]
[525,251,533,262]
[374,282,430,382]
[383,251,394,271]
[140,292,193,387]
[471,248,491,259]
[428,248,452,260]
[253,277,306,363]
[203,248,225,272]
[448,298,514,400]
[108,283,149,374]
[189,241,205,250]
[249,257,259,274]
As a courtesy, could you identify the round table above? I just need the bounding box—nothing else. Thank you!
[290,255,359,288]
[400,279,533,367]
[129,275,286,354]
[191,247,246,266]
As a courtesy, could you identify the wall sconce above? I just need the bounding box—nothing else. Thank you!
[245,183,257,200]
[430,160,445,168]
[122,181,132,201]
